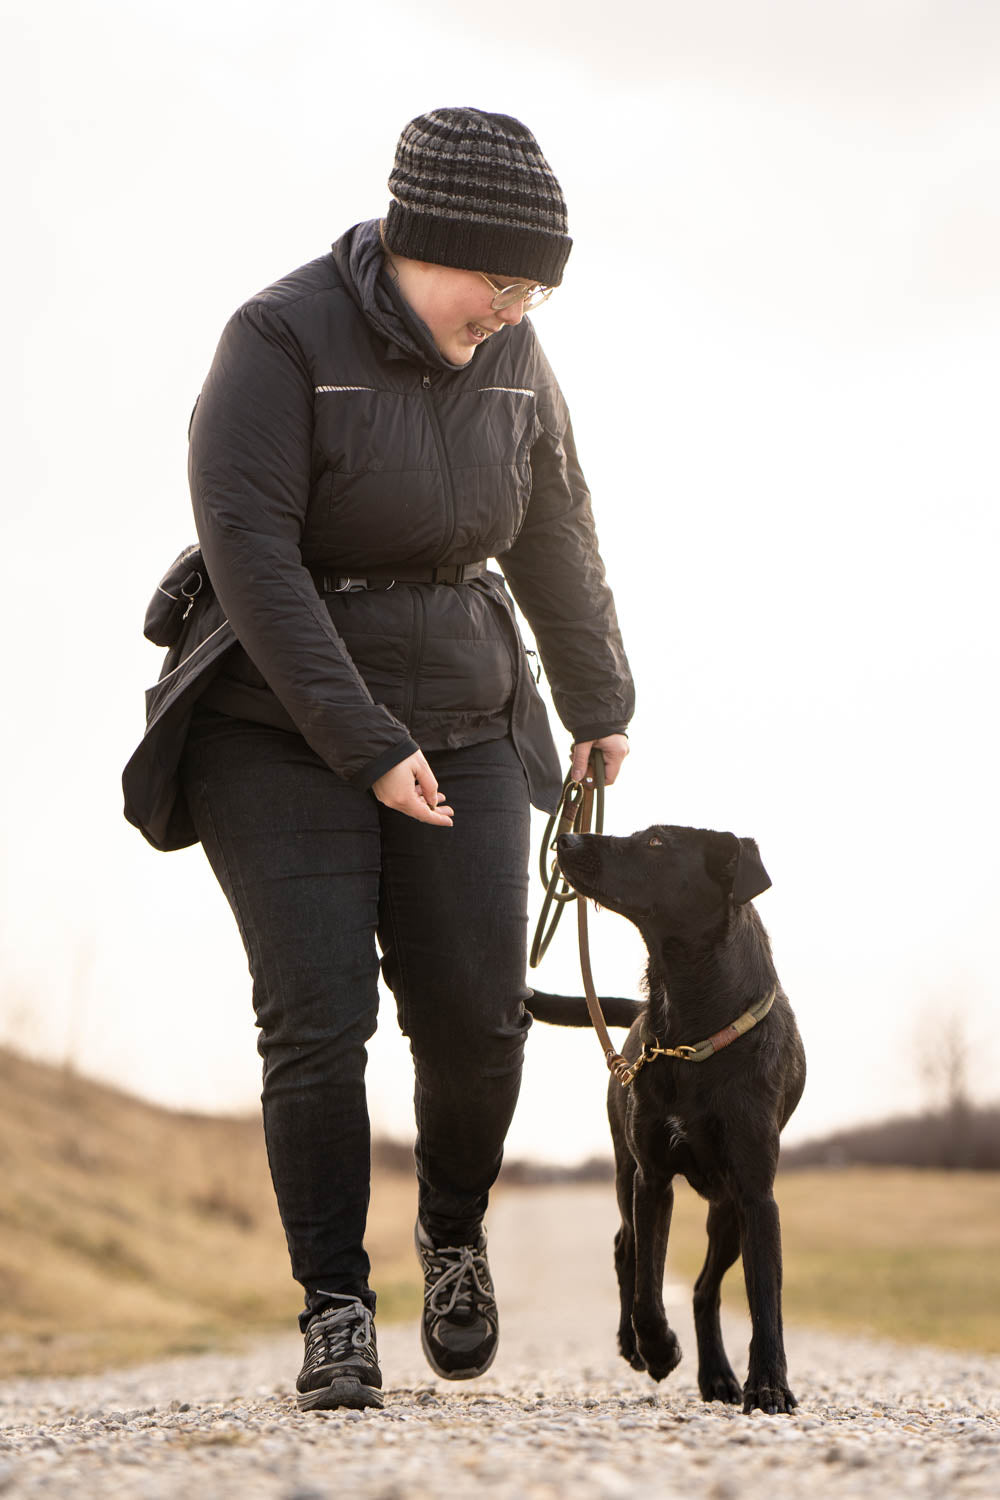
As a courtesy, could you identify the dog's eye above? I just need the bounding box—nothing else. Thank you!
[648,835,663,848]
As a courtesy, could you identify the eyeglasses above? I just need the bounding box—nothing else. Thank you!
[478,272,553,313]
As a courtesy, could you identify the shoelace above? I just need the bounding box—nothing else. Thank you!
[423,1244,493,1319]
[303,1299,375,1373]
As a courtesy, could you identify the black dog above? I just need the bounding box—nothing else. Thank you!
[528,824,805,1415]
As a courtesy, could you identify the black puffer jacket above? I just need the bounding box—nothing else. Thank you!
[123,221,633,849]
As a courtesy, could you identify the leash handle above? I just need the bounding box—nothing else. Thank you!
[527,751,630,1081]
[529,749,605,967]
[575,767,629,1081]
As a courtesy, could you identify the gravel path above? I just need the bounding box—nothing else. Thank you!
[1,1184,997,1498]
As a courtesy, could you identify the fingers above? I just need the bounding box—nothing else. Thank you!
[406,793,454,826]
[372,753,454,826]
[601,743,629,786]
[570,741,594,783]
[570,735,630,787]
[412,757,455,825]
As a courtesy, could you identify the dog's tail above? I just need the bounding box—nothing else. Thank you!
[524,989,642,1028]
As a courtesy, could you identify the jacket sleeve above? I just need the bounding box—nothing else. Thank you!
[188,299,417,786]
[496,332,635,741]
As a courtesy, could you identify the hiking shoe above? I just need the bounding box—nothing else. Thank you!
[296,1292,383,1410]
[415,1218,499,1379]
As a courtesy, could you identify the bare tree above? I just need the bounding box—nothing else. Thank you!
[915,1005,973,1168]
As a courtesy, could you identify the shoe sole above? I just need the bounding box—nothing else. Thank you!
[297,1376,384,1411]
[419,1318,499,1381]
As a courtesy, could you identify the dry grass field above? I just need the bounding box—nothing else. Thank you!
[665,1167,1000,1354]
[0,1047,419,1378]
[1,1046,997,1377]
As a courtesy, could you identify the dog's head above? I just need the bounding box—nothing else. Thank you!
[557,825,771,938]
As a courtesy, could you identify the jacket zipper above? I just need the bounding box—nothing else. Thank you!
[401,586,426,726]
[421,370,458,558]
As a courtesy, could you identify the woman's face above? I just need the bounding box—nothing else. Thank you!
[388,257,534,365]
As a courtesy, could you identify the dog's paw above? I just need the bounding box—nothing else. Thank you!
[698,1368,742,1405]
[742,1380,797,1415]
[636,1330,683,1383]
[618,1329,646,1371]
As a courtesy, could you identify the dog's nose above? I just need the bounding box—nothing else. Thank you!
[557,834,581,853]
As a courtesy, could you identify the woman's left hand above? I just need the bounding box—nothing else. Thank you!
[570,733,629,787]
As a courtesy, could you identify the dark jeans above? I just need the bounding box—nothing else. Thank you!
[181,711,532,1327]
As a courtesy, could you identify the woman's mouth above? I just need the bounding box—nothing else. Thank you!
[468,323,491,343]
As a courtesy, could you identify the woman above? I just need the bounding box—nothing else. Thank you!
[124,107,633,1410]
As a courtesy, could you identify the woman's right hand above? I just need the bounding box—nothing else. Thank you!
[372,751,455,826]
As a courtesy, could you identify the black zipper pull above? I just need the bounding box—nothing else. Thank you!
[422,372,431,389]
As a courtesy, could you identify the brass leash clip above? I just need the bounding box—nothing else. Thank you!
[617,1044,650,1088]
[618,1037,698,1087]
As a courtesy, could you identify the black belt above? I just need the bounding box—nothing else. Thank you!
[311,561,488,593]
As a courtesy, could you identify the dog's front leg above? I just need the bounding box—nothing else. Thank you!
[630,1166,682,1381]
[693,1198,743,1404]
[737,1191,796,1414]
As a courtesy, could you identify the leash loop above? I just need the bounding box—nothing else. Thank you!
[529,751,630,1081]
[529,754,605,966]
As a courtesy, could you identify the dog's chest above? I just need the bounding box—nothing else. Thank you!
[631,1085,731,1195]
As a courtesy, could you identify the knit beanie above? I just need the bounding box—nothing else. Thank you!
[384,107,572,287]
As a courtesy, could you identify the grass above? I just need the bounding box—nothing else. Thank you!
[1,1046,998,1376]
[661,1166,1000,1354]
[0,1046,420,1378]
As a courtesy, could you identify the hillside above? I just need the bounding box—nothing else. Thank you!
[3,1047,999,1379]
[0,1046,419,1377]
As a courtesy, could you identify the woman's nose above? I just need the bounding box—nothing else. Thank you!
[497,299,526,327]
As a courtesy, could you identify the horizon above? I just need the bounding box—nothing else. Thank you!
[3,1035,994,1166]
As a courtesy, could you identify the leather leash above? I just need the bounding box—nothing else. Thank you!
[529,751,631,1083]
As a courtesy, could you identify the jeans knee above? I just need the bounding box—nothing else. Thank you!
[407,1001,530,1082]
[252,952,379,1042]
[255,971,379,1090]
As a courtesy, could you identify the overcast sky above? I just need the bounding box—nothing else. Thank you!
[2,0,998,1161]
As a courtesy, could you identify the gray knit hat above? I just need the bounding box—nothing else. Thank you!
[384,107,572,287]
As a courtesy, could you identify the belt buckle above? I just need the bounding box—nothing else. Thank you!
[333,575,396,593]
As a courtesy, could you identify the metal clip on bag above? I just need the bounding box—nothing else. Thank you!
[143,544,207,647]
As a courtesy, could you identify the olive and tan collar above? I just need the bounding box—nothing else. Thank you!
[618,986,777,1087]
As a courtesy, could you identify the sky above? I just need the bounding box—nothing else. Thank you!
[2,0,998,1162]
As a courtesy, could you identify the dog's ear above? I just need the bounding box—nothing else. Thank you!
[706,832,772,904]
[732,837,771,905]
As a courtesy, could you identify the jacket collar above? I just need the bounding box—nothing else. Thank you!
[331,219,468,373]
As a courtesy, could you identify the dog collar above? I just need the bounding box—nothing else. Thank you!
[618,986,777,1087]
